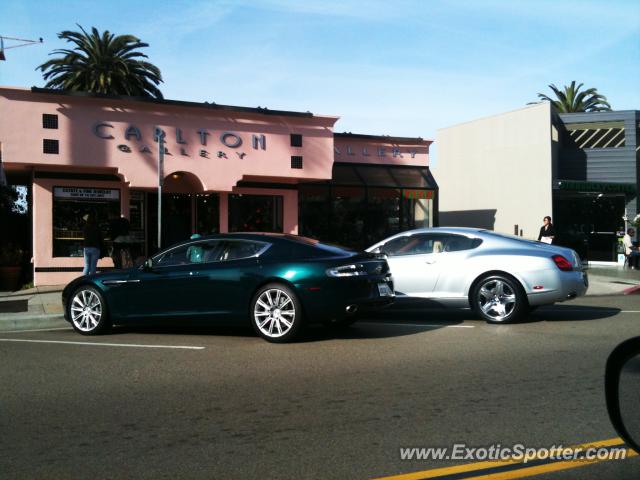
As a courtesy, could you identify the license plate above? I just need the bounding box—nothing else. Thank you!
[377,283,393,297]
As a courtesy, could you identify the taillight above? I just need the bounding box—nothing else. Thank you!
[326,264,368,277]
[552,255,573,271]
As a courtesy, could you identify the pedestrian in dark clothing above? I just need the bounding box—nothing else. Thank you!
[82,213,102,275]
[538,216,556,244]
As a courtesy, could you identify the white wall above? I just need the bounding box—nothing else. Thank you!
[433,103,554,240]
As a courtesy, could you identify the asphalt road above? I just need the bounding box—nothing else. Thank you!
[1,295,639,479]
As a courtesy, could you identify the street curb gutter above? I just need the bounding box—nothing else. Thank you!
[623,285,640,295]
[0,314,68,332]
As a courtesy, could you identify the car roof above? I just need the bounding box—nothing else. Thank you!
[391,227,486,236]
[188,232,324,246]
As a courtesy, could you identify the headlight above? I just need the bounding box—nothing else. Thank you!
[326,264,368,277]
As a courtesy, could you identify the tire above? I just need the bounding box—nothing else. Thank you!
[471,274,527,324]
[68,286,111,335]
[251,283,303,343]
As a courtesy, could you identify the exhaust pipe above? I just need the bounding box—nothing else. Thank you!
[345,304,359,315]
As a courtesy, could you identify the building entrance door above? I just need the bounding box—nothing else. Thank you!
[554,192,627,262]
[146,193,193,254]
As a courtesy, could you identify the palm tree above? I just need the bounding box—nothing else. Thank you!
[531,81,611,112]
[37,25,163,98]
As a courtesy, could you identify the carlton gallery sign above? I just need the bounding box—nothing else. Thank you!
[93,123,267,160]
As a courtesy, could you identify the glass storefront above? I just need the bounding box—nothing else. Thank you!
[196,193,220,236]
[553,191,629,262]
[147,193,196,252]
[299,163,437,249]
[228,194,283,232]
[52,187,120,257]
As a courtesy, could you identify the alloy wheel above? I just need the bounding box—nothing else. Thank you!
[253,288,296,338]
[70,289,103,332]
[476,278,517,322]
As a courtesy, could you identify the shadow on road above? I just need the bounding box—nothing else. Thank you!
[524,304,621,323]
[107,306,464,342]
[94,303,620,342]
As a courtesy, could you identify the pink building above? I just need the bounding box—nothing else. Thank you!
[0,87,436,286]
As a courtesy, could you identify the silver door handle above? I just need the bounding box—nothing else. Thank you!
[425,260,437,264]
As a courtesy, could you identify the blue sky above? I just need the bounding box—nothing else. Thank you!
[1,0,639,152]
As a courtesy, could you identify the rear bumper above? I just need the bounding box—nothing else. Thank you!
[299,275,394,324]
[526,270,588,306]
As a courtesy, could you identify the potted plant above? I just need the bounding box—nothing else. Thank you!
[0,243,24,291]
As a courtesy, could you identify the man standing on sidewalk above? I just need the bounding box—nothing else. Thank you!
[623,228,639,269]
[82,213,102,276]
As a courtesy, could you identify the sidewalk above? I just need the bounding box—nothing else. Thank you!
[0,266,638,332]
[584,264,640,296]
[0,285,68,331]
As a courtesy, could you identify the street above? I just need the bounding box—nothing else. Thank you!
[1,295,639,479]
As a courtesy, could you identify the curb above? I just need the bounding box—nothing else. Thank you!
[0,314,68,332]
[623,285,640,295]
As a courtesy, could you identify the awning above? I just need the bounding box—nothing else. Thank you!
[322,163,438,189]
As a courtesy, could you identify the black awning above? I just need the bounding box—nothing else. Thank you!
[329,163,437,189]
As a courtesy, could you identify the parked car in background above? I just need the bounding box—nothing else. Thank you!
[367,227,588,323]
[63,233,394,342]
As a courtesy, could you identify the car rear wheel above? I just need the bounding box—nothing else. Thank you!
[471,274,527,324]
[251,284,302,343]
[68,286,111,335]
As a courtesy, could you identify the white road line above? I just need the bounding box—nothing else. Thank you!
[0,339,205,350]
[360,322,474,329]
[1,327,72,333]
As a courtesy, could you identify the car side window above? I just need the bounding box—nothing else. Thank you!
[154,244,195,267]
[153,240,222,266]
[441,235,483,252]
[381,234,438,256]
[381,234,482,256]
[218,240,268,261]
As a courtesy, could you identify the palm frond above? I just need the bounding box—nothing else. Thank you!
[531,81,612,112]
[36,25,164,98]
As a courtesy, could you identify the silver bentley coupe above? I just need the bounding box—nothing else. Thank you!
[367,227,588,323]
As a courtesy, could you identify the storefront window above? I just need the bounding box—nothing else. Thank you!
[196,193,220,235]
[365,188,401,246]
[52,187,120,257]
[402,190,434,230]
[331,187,366,247]
[229,194,283,232]
[553,191,627,261]
[299,185,331,240]
[299,185,435,249]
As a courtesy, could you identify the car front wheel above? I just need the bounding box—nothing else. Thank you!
[251,284,302,343]
[471,274,527,324]
[68,286,111,335]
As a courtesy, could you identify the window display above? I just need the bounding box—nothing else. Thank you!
[228,194,283,233]
[52,187,120,257]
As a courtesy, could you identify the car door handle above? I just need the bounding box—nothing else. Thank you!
[425,259,437,264]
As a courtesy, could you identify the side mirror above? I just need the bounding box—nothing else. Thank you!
[142,258,154,271]
[605,336,640,454]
